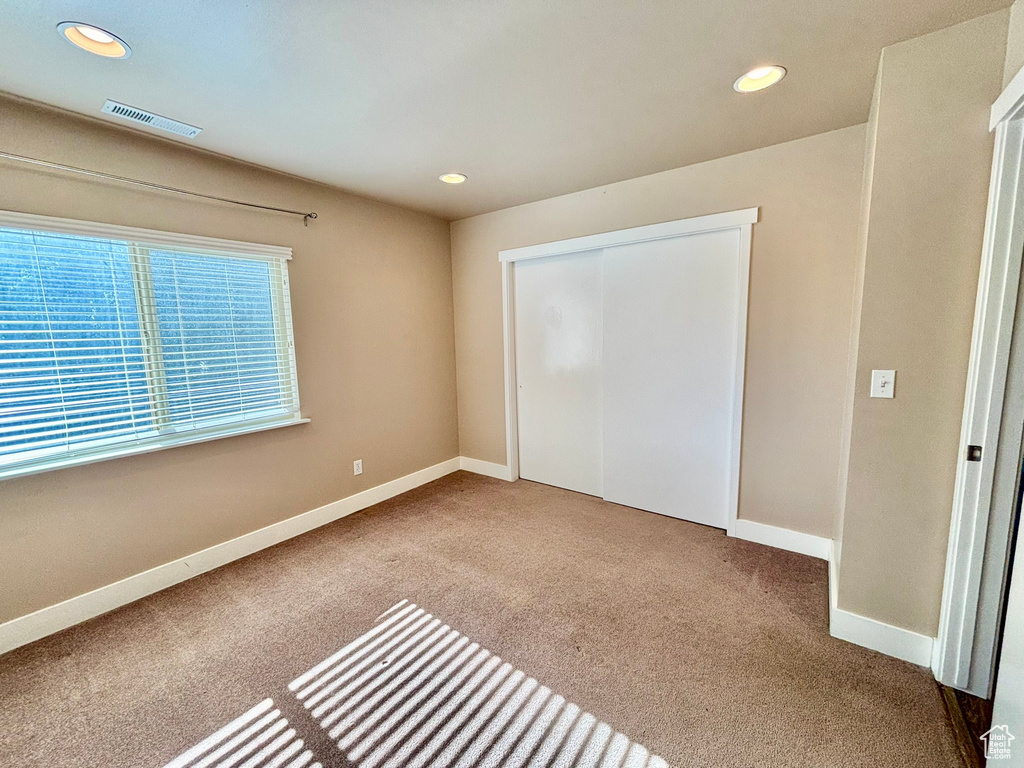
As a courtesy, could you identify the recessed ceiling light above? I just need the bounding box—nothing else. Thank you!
[57,22,131,59]
[439,173,468,184]
[733,65,786,93]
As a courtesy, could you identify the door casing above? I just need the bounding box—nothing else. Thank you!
[497,207,757,535]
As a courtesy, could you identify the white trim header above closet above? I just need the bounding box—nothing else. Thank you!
[497,207,759,263]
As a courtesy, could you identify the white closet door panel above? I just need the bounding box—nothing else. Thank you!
[601,230,741,527]
[515,251,603,496]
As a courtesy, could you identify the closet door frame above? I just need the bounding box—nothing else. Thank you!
[498,207,758,534]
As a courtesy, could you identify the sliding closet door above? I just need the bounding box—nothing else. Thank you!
[602,230,742,527]
[514,250,604,496]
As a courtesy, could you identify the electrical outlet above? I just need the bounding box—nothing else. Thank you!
[353,459,363,476]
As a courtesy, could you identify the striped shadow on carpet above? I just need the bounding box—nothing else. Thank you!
[164,600,667,768]
[163,698,322,768]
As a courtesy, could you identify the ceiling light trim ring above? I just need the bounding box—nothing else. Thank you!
[733,65,786,93]
[57,22,131,59]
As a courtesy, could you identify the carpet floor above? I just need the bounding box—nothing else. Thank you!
[0,472,962,767]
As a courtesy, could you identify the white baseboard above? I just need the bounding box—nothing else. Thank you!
[730,518,831,560]
[828,544,934,667]
[1,462,934,672]
[459,456,513,481]
[730,523,934,667]
[0,457,462,656]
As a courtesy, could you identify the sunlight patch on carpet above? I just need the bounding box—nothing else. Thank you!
[163,698,321,768]
[165,600,666,768]
[290,600,667,768]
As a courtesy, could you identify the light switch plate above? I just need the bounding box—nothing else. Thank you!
[870,370,896,399]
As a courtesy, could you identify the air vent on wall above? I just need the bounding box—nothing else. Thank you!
[101,100,202,139]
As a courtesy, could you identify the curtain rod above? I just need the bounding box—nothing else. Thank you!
[0,150,319,226]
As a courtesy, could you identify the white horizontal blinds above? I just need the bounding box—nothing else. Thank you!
[0,222,299,477]
[0,228,155,468]
[147,249,296,429]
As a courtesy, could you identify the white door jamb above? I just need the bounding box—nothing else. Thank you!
[934,66,1024,695]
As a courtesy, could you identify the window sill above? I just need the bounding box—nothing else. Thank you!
[0,416,310,482]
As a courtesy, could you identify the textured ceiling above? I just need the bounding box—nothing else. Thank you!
[0,0,1010,220]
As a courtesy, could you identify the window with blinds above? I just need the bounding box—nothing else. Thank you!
[0,213,302,480]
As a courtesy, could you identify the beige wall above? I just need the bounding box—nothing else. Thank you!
[832,66,883,558]
[836,11,1008,635]
[1005,0,1024,85]
[451,126,866,537]
[0,96,459,623]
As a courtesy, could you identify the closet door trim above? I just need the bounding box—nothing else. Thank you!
[498,207,758,264]
[498,207,757,536]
